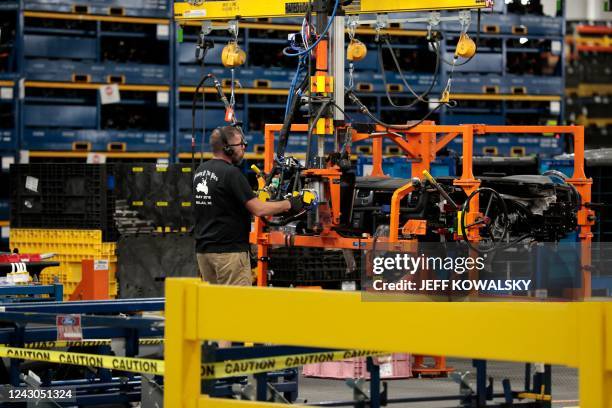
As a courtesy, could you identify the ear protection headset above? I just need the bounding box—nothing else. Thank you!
[219,127,235,156]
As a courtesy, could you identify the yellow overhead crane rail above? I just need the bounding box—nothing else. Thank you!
[174,0,488,21]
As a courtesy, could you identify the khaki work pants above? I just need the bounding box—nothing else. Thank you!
[196,251,252,286]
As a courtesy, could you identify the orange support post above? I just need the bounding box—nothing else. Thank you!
[69,259,110,301]
[371,135,385,176]
[389,182,415,242]
[410,128,435,177]
[315,39,328,72]
[453,125,481,243]
[566,126,594,298]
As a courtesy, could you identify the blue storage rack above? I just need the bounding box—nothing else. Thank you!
[445,52,504,74]
[0,83,18,159]
[21,81,173,152]
[169,3,569,161]
[0,3,20,81]
[443,114,506,126]
[175,108,245,153]
[0,284,64,303]
[437,3,566,129]
[442,42,564,93]
[0,0,20,159]
[1,1,571,163]
[0,199,9,220]
[356,156,456,178]
[22,14,172,86]
[175,130,264,156]
[24,0,171,18]
[505,75,564,95]
[22,129,171,152]
[446,134,564,157]
[449,73,505,94]
[178,65,296,89]
[0,130,16,152]
[25,60,171,85]
[443,13,563,37]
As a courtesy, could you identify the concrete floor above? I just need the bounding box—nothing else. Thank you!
[298,358,579,407]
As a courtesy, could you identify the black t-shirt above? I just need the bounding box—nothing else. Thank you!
[193,159,255,253]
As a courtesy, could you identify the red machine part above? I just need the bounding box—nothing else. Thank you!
[0,253,48,263]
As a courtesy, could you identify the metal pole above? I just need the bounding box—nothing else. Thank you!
[331,15,345,122]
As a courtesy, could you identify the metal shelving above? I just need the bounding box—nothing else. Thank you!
[0,1,571,164]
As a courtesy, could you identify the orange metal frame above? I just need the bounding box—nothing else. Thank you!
[251,123,593,295]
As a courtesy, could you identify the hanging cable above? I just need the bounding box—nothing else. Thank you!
[377,35,442,109]
[192,73,213,170]
[282,0,340,57]
[285,54,308,118]
[229,68,236,109]
[346,88,454,131]
[277,70,310,159]
[192,32,214,171]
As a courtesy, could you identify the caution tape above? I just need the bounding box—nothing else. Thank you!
[139,338,164,346]
[0,346,383,379]
[0,347,164,376]
[23,340,111,348]
[2,338,164,349]
[200,349,385,380]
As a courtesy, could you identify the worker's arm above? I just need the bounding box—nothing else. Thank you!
[245,197,291,217]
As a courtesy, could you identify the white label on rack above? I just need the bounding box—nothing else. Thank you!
[25,176,38,193]
[551,40,561,54]
[550,101,560,114]
[99,84,121,105]
[1,227,8,239]
[94,260,109,271]
[0,87,13,100]
[87,153,106,164]
[1,156,14,170]
[20,150,29,164]
[185,9,206,17]
[18,79,25,100]
[156,24,169,39]
[157,91,169,106]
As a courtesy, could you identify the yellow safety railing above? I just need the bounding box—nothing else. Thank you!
[165,278,612,407]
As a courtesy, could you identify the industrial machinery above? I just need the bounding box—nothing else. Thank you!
[174,0,595,297]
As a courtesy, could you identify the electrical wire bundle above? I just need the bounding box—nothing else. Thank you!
[345,9,482,132]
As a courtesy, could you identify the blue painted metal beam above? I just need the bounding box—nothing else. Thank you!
[0,326,162,344]
[0,297,164,313]
[0,284,62,299]
[0,312,164,330]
